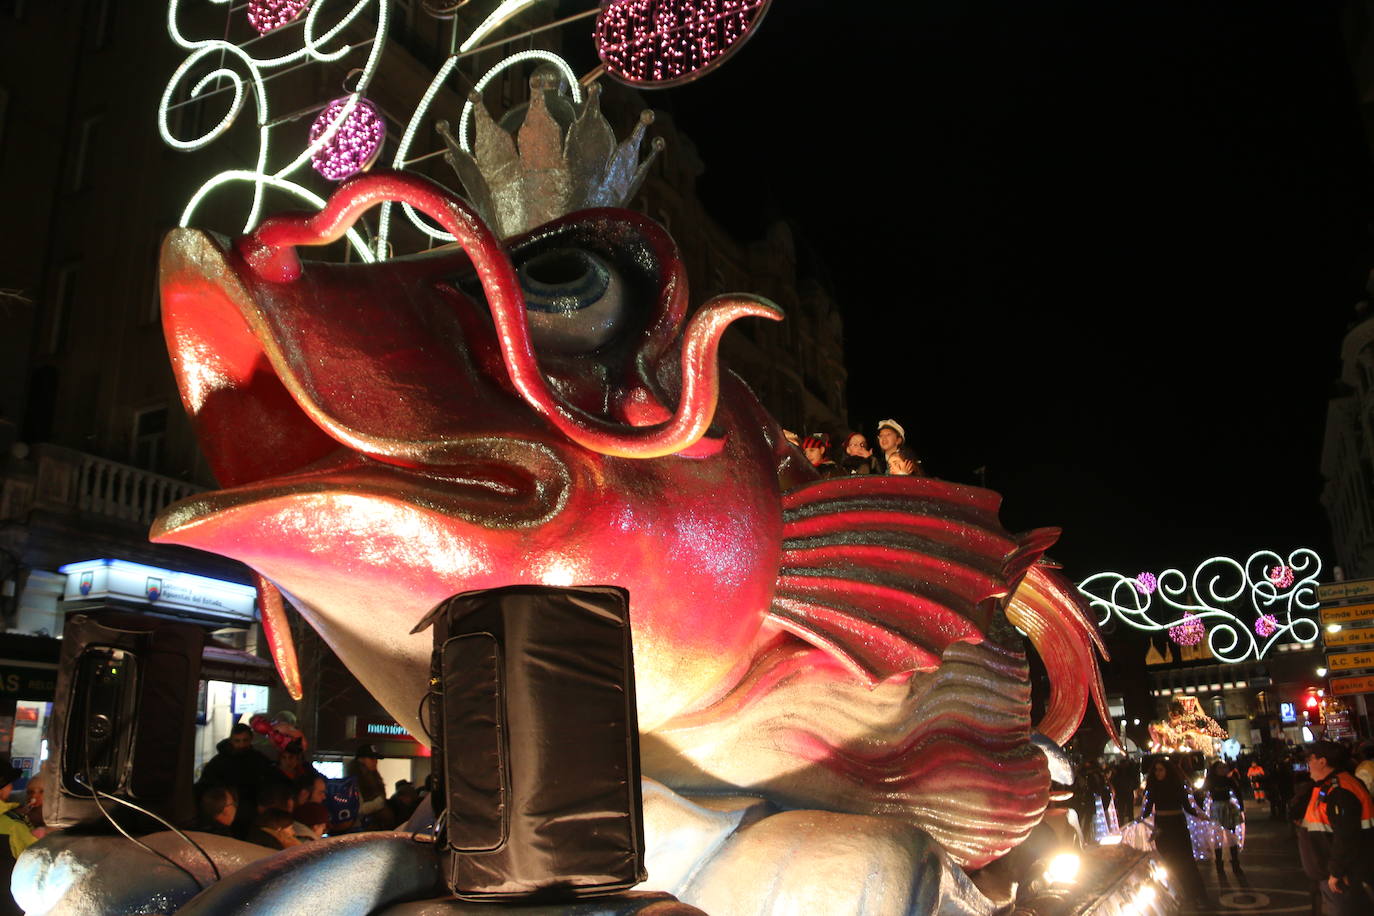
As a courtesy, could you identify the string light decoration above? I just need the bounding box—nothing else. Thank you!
[308,96,386,180]
[596,0,773,88]
[1135,571,1157,595]
[247,0,312,34]
[1255,613,1278,638]
[164,0,773,258]
[1168,614,1204,646]
[160,0,389,260]
[1078,548,1321,663]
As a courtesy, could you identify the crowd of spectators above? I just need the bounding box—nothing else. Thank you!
[192,722,425,850]
[787,418,926,479]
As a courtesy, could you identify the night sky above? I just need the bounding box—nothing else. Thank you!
[659,0,1374,581]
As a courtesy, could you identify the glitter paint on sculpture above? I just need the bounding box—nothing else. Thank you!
[148,173,1111,908]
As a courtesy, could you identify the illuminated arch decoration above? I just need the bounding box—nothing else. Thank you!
[1078,549,1321,663]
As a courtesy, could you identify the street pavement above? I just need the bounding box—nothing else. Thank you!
[1186,799,1315,915]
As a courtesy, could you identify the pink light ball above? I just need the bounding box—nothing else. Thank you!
[1255,614,1278,637]
[248,0,312,35]
[309,97,386,182]
[596,0,773,88]
[1169,615,1205,646]
[1268,565,1295,589]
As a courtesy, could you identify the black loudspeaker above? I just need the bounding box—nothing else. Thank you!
[45,611,205,830]
[415,585,646,902]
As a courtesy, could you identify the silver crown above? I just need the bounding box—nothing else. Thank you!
[437,71,664,239]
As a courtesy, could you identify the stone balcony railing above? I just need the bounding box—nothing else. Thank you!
[1,443,203,527]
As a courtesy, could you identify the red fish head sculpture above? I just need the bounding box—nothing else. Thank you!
[153,172,793,732]
[153,173,1111,872]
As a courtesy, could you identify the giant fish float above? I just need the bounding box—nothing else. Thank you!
[17,83,1113,916]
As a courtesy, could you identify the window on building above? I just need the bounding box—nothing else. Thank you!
[48,262,80,354]
[132,405,169,471]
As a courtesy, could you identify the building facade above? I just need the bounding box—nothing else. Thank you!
[1322,304,1374,579]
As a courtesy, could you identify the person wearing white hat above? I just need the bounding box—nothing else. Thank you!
[876,419,926,477]
[876,419,905,472]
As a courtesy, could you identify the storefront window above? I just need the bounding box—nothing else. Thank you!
[9,700,51,791]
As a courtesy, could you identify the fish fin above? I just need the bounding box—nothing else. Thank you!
[1006,564,1116,746]
[771,476,1055,683]
[254,573,303,701]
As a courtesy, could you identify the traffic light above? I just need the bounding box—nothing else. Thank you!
[1303,692,1322,727]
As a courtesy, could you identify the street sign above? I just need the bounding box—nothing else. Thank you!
[1320,602,1374,625]
[1324,625,1374,648]
[1318,579,1374,603]
[1320,580,1374,602]
[1326,649,1374,671]
[1330,673,1374,696]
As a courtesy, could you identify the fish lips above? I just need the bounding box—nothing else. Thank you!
[157,209,688,491]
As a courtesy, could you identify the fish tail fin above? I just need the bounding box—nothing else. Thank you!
[1006,564,1116,746]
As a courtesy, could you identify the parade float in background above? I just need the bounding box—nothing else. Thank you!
[16,3,1172,914]
[1146,696,1230,757]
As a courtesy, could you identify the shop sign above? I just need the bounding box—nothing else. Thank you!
[0,664,57,698]
[1330,673,1374,696]
[354,717,418,743]
[1326,650,1374,672]
[1318,579,1374,603]
[58,559,256,622]
[1325,708,1355,740]
[1319,602,1374,626]
[1324,626,1374,648]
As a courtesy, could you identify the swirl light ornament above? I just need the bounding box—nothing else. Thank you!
[160,0,388,260]
[1078,549,1322,662]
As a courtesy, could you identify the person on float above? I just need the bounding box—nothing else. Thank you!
[875,419,906,474]
[886,446,925,477]
[801,434,840,478]
[1140,757,1213,909]
[837,432,877,475]
[1296,741,1374,915]
[1204,758,1245,875]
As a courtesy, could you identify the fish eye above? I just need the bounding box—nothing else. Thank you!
[516,247,626,353]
